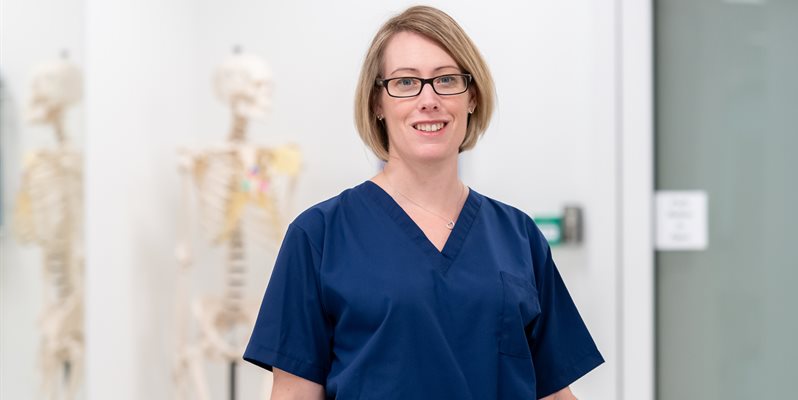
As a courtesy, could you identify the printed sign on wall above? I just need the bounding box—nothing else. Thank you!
[655,191,708,251]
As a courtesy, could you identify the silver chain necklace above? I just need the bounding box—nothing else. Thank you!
[384,176,465,230]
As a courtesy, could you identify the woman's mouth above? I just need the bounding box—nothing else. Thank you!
[412,122,447,135]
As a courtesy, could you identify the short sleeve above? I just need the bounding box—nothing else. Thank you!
[243,222,332,385]
[527,220,604,398]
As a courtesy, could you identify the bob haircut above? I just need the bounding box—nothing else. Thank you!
[354,5,495,162]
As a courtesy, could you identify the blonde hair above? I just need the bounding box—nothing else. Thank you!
[354,5,495,162]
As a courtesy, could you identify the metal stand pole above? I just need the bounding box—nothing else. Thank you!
[229,361,237,400]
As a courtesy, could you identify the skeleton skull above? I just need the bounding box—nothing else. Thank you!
[25,60,82,124]
[213,53,273,119]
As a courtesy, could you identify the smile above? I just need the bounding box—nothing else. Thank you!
[412,122,447,132]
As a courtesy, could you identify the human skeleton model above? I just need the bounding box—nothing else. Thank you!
[174,53,301,400]
[12,59,84,400]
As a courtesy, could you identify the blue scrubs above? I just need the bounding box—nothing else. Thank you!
[244,181,603,399]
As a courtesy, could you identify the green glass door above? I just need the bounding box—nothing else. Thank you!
[656,0,798,398]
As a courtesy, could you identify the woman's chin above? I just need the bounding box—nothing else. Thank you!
[409,146,459,164]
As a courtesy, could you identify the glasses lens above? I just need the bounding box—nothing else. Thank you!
[387,77,422,97]
[433,75,468,95]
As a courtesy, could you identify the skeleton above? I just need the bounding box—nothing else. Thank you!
[173,52,301,400]
[12,59,84,400]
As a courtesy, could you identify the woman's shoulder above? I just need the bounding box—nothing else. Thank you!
[473,189,534,224]
[289,180,373,235]
[471,189,547,247]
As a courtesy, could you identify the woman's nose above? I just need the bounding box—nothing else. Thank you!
[417,83,440,111]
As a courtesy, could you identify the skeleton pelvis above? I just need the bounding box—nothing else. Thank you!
[191,295,259,360]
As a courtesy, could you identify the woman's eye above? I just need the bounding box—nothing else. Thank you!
[396,78,415,87]
[437,76,457,86]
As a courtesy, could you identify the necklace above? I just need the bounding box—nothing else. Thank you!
[383,176,465,230]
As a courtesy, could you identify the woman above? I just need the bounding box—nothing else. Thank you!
[244,6,603,399]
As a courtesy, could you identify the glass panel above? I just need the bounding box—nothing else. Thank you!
[656,0,798,398]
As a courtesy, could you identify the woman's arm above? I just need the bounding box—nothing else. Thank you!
[541,386,577,400]
[271,367,325,400]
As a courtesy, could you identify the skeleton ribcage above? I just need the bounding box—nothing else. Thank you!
[191,148,294,315]
[194,151,285,250]
[14,150,83,302]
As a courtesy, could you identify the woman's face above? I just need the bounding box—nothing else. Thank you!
[377,31,475,164]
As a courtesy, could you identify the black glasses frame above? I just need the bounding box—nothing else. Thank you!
[376,73,473,98]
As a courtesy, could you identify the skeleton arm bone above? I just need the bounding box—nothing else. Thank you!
[172,150,198,400]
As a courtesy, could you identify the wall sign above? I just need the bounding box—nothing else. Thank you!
[655,190,708,251]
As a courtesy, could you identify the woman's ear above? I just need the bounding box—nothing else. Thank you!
[374,98,384,120]
[468,89,477,113]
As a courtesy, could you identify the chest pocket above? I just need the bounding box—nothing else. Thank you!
[498,271,541,358]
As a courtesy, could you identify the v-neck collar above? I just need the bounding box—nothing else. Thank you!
[361,180,482,275]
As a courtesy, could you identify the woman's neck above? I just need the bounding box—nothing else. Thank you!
[376,156,463,209]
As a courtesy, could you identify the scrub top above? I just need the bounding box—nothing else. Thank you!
[244,181,603,399]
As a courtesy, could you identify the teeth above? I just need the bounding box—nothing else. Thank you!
[414,122,445,132]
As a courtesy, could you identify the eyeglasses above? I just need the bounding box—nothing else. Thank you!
[376,74,472,98]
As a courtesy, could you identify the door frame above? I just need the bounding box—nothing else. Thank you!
[618,0,654,399]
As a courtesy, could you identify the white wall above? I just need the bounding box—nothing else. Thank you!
[2,1,654,399]
[83,0,202,398]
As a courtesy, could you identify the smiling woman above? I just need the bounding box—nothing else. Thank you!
[354,7,494,164]
[373,31,474,166]
[243,5,603,400]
